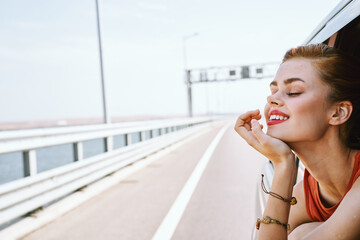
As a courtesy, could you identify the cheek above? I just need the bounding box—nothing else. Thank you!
[292,96,330,126]
[266,98,330,141]
[291,108,329,137]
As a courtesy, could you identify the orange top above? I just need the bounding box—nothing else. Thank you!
[303,151,360,222]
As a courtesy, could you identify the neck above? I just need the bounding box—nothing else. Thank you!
[289,130,356,206]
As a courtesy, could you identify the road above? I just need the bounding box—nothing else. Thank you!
[22,121,267,240]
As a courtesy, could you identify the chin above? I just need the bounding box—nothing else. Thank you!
[266,128,289,142]
[266,128,306,147]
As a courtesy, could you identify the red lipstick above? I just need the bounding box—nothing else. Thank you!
[267,110,290,126]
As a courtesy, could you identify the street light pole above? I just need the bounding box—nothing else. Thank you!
[183,32,198,118]
[95,0,110,124]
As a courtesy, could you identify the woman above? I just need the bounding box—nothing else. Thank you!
[234,44,360,239]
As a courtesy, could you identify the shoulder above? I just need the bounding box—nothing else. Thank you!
[289,179,360,239]
[335,176,360,218]
[289,180,312,233]
[297,175,360,239]
[346,174,360,196]
[341,156,360,200]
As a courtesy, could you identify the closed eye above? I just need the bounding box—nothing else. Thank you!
[287,92,302,96]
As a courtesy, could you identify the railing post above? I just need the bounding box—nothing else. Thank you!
[140,131,146,141]
[23,150,37,177]
[73,142,83,161]
[105,136,113,152]
[126,133,132,146]
[151,129,156,138]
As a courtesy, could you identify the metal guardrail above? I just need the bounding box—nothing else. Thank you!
[0,117,219,227]
[0,118,215,176]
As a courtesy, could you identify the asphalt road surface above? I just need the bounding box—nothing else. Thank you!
[22,121,267,240]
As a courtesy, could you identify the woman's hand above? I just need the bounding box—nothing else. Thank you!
[234,109,295,167]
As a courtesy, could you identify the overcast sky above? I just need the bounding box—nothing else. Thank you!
[0,0,341,123]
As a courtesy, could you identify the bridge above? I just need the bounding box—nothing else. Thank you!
[0,117,268,240]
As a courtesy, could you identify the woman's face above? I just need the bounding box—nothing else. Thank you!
[264,57,334,143]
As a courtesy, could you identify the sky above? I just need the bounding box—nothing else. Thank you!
[0,0,342,123]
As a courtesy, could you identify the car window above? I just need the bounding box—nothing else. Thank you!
[333,15,360,58]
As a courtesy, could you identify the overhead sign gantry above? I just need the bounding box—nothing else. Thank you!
[185,62,280,117]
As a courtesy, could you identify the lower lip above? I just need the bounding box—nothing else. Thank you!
[267,120,288,126]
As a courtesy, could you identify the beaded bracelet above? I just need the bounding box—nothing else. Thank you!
[261,174,297,205]
[256,216,290,231]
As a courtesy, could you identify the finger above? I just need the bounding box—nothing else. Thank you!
[246,114,262,130]
[251,119,268,145]
[239,109,260,121]
[235,118,262,148]
[253,114,262,120]
[235,109,260,127]
[236,126,261,148]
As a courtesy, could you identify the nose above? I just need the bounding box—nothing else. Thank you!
[267,93,283,106]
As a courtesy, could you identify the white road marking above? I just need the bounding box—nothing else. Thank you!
[152,124,230,240]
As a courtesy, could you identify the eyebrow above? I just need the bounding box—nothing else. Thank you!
[270,78,305,87]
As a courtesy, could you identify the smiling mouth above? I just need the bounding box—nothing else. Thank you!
[269,115,288,121]
[267,111,289,126]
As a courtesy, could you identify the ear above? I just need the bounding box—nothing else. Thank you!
[329,101,353,126]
